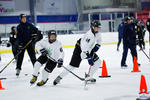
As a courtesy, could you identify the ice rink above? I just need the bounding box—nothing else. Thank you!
[0,32,150,100]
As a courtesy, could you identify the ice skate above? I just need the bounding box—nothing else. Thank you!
[53,76,62,85]
[30,75,37,85]
[37,79,48,86]
[16,69,21,77]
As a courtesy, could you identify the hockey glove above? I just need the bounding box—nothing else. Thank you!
[31,34,38,41]
[92,44,101,52]
[85,51,94,66]
[87,57,94,66]
[40,48,48,56]
[57,58,63,68]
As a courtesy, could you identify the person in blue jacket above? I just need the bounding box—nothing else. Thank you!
[121,17,140,68]
[117,20,124,51]
[16,14,40,76]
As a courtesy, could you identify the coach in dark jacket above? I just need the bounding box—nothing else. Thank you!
[121,17,139,68]
[16,14,39,76]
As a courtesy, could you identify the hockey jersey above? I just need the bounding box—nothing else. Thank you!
[80,29,102,59]
[36,39,64,62]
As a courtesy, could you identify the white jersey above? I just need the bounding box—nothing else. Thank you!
[80,29,102,59]
[36,39,64,62]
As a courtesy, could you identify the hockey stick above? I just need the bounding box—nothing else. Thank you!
[84,65,92,89]
[0,40,32,73]
[141,49,150,60]
[138,45,150,60]
[46,55,85,81]
[62,66,85,81]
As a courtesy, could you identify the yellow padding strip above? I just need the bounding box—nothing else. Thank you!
[0,41,149,54]
[0,50,12,53]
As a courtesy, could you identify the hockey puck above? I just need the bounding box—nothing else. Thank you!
[25,74,28,76]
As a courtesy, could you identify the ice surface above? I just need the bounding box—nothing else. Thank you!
[0,32,150,100]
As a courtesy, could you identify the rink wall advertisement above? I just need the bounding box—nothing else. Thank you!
[43,0,63,15]
[43,0,77,15]
[0,0,15,14]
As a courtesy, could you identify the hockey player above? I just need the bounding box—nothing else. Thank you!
[53,20,102,85]
[121,17,140,68]
[16,14,40,76]
[0,36,1,61]
[146,18,150,47]
[7,26,18,62]
[30,30,64,86]
[146,18,150,33]
[136,21,145,50]
[117,20,125,51]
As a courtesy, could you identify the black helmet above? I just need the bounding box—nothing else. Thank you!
[124,16,131,22]
[19,14,26,19]
[48,30,57,43]
[91,20,101,28]
[11,26,16,31]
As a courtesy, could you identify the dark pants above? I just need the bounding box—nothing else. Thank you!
[121,43,137,66]
[37,55,57,73]
[70,39,99,68]
[16,43,36,70]
[117,36,122,49]
[12,44,18,60]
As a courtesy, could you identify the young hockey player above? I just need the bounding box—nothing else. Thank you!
[53,20,102,85]
[136,21,146,50]
[30,30,64,86]
[7,26,18,62]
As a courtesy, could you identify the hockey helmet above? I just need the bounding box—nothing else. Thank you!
[124,16,131,22]
[11,26,16,31]
[91,20,101,28]
[19,14,26,20]
[48,30,57,43]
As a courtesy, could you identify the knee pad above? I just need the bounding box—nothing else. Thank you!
[89,58,101,77]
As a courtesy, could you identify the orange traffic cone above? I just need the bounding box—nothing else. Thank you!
[99,60,111,78]
[139,75,148,94]
[131,57,141,72]
[0,80,5,90]
[136,75,150,100]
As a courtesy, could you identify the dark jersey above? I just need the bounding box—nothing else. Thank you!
[17,22,38,45]
[9,32,17,45]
